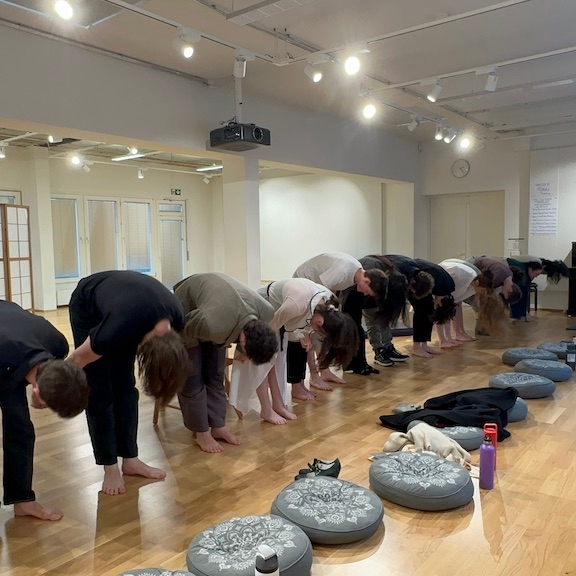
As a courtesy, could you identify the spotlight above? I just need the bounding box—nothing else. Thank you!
[203,176,211,185]
[344,56,361,75]
[444,130,457,144]
[0,145,6,159]
[54,0,73,20]
[128,146,138,155]
[434,124,444,141]
[304,64,323,83]
[82,164,91,173]
[427,83,443,102]
[459,136,471,149]
[70,154,81,166]
[137,168,145,180]
[485,70,499,92]
[407,116,421,132]
[362,104,376,119]
[173,28,201,59]
[48,135,63,144]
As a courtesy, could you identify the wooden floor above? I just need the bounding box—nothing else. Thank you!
[1,308,576,576]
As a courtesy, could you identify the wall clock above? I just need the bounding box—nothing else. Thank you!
[451,159,470,178]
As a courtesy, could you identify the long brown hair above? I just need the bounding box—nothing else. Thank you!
[476,286,507,335]
[137,330,189,405]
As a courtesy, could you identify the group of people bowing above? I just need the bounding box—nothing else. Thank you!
[0,252,568,521]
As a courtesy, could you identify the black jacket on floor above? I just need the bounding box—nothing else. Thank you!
[379,387,518,441]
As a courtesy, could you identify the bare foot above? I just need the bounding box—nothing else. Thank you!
[101,464,126,496]
[423,345,442,355]
[320,368,346,384]
[211,426,242,446]
[440,340,461,349]
[194,431,224,453]
[454,333,475,342]
[273,404,297,421]
[310,375,333,391]
[14,501,62,521]
[122,457,166,480]
[260,407,287,425]
[291,383,317,401]
[412,348,433,358]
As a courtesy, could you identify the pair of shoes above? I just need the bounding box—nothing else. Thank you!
[386,345,410,362]
[295,458,341,481]
[374,350,394,367]
[344,365,380,375]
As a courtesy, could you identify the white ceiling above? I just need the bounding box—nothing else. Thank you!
[1,0,576,144]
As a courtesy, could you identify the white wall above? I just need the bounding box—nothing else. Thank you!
[383,181,415,257]
[259,173,383,281]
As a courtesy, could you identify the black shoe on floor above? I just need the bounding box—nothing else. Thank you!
[374,350,394,367]
[344,364,380,375]
[295,458,341,481]
[386,345,410,362]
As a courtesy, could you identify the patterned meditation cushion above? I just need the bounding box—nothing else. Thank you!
[537,342,568,360]
[118,571,194,576]
[406,420,483,451]
[369,452,474,511]
[507,397,528,422]
[514,359,573,382]
[489,372,556,398]
[186,515,312,576]
[502,347,557,366]
[271,477,383,545]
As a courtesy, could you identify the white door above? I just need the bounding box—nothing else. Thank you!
[468,192,505,257]
[430,195,468,262]
[157,201,186,289]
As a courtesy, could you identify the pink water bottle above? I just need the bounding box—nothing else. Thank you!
[479,435,496,490]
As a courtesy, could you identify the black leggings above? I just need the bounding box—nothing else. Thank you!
[409,294,434,343]
[287,340,307,383]
[342,289,369,371]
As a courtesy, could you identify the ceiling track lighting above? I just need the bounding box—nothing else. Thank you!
[304,64,322,83]
[444,130,457,144]
[407,116,421,132]
[0,145,6,159]
[173,28,201,59]
[485,70,499,92]
[459,136,472,149]
[54,0,73,20]
[434,124,444,141]
[362,103,376,119]
[111,152,146,162]
[426,82,443,103]
[196,164,223,172]
[48,135,63,144]
[137,168,145,179]
[344,55,361,76]
[203,175,213,185]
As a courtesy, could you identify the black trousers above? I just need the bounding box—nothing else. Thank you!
[409,294,434,343]
[287,340,307,384]
[69,304,138,466]
[0,382,35,505]
[510,276,530,319]
[342,288,370,371]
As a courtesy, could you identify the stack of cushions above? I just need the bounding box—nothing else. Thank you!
[537,342,568,359]
[271,477,383,544]
[186,515,312,576]
[489,372,556,398]
[501,347,557,366]
[514,359,573,382]
[369,452,474,511]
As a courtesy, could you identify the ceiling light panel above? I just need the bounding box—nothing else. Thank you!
[0,0,145,29]
[227,0,316,26]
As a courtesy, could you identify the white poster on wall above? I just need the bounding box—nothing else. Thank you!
[529,181,558,236]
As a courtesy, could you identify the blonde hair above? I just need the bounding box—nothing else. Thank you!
[476,289,507,335]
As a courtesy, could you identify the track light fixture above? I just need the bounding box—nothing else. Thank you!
[459,136,472,149]
[70,154,82,166]
[427,82,443,103]
[304,64,323,83]
[137,168,145,180]
[203,175,212,185]
[485,70,499,92]
[48,135,63,144]
[434,124,444,141]
[82,163,91,173]
[444,130,457,144]
[362,103,376,119]
[128,146,138,155]
[344,56,361,75]
[173,28,201,59]
[0,145,6,159]
[407,116,421,132]
[54,0,73,20]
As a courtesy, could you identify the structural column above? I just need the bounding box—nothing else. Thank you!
[220,156,261,288]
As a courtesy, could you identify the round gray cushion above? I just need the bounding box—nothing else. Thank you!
[369,452,474,511]
[537,342,568,359]
[438,426,484,451]
[502,347,557,366]
[407,420,483,451]
[119,571,194,576]
[186,515,312,576]
[271,476,383,545]
[490,372,556,398]
[514,359,573,382]
[507,397,528,422]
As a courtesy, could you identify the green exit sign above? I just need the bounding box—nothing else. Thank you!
[171,188,182,196]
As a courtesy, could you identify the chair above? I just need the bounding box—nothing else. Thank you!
[152,353,241,425]
[529,282,538,311]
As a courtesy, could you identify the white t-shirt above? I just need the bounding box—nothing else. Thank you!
[440,259,480,303]
[293,252,362,292]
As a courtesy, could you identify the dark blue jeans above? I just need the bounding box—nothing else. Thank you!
[510,277,530,319]
[0,382,35,504]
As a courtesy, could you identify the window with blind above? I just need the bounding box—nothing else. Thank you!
[123,201,152,273]
[87,199,119,273]
[51,197,80,278]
